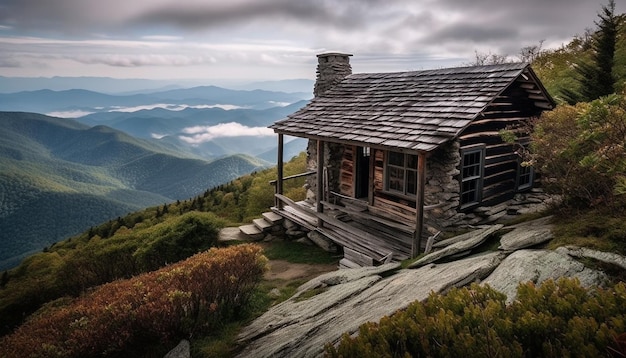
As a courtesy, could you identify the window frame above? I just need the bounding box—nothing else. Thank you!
[459,145,485,209]
[384,151,419,198]
[516,160,534,191]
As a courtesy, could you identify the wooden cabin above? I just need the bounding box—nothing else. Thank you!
[269,53,555,266]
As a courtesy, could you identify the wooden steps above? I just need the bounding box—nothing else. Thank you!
[238,211,284,240]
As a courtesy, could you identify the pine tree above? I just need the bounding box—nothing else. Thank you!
[565,0,619,103]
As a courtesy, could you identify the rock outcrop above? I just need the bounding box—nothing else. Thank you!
[482,249,606,303]
[498,216,553,251]
[236,219,622,358]
[237,253,502,357]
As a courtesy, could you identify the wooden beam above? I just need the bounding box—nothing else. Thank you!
[276,134,284,209]
[412,152,426,258]
[316,140,324,227]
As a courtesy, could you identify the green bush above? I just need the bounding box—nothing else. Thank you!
[0,212,224,336]
[325,278,626,357]
[133,211,224,271]
[0,244,267,358]
[531,94,626,208]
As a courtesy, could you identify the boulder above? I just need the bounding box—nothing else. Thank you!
[409,225,503,268]
[482,249,606,303]
[498,216,553,251]
[218,227,248,242]
[556,246,626,270]
[307,231,338,253]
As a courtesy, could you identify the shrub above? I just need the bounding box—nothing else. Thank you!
[531,94,626,208]
[0,244,267,358]
[325,278,626,357]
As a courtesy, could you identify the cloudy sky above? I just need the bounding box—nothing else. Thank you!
[0,0,623,83]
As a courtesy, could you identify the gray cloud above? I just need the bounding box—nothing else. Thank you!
[134,1,363,30]
[0,0,624,80]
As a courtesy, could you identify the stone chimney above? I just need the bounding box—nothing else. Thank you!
[313,52,352,97]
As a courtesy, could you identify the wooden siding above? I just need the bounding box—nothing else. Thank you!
[459,79,540,207]
[340,145,355,197]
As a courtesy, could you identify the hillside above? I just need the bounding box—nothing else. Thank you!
[0,112,269,269]
[0,152,309,337]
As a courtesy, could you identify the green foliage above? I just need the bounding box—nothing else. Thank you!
[261,241,338,265]
[0,112,269,269]
[530,4,626,104]
[0,152,306,336]
[531,94,626,208]
[0,244,268,358]
[326,279,626,358]
[548,207,626,255]
[192,151,307,224]
[133,211,224,271]
[0,212,225,336]
[563,1,620,104]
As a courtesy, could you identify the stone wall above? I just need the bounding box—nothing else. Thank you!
[421,139,558,231]
[305,139,344,204]
[423,140,463,230]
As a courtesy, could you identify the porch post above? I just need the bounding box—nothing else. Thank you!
[412,152,426,258]
[316,140,324,227]
[276,134,284,209]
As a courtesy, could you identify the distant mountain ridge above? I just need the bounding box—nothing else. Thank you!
[0,85,311,114]
[0,76,314,94]
[77,100,309,159]
[0,112,269,269]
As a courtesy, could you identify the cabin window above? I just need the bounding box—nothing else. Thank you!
[385,151,418,196]
[516,162,534,191]
[460,146,485,208]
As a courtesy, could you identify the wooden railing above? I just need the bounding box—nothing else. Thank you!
[268,170,316,186]
[270,170,316,208]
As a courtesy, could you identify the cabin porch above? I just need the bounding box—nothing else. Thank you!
[271,191,439,266]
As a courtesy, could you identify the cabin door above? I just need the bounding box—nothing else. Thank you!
[355,147,370,199]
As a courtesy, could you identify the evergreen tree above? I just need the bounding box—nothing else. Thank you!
[564,0,619,103]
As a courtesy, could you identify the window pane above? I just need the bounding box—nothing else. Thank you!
[388,151,404,166]
[460,148,483,206]
[407,170,417,195]
[388,167,404,192]
[406,154,418,169]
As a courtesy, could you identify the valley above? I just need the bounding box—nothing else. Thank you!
[0,84,311,269]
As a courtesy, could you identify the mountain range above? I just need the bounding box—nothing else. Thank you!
[0,85,310,115]
[76,100,308,159]
[0,84,311,270]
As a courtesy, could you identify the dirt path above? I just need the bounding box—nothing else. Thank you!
[219,227,338,282]
[264,260,337,281]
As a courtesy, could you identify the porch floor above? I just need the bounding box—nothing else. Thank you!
[272,197,428,264]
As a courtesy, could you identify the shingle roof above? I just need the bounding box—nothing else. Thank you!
[271,62,549,152]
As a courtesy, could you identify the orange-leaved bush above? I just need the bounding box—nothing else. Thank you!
[0,244,267,358]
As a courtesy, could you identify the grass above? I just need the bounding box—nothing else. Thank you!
[547,206,626,254]
[260,240,340,265]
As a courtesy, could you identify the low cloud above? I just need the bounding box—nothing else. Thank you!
[46,109,94,118]
[179,122,275,144]
[109,103,243,112]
